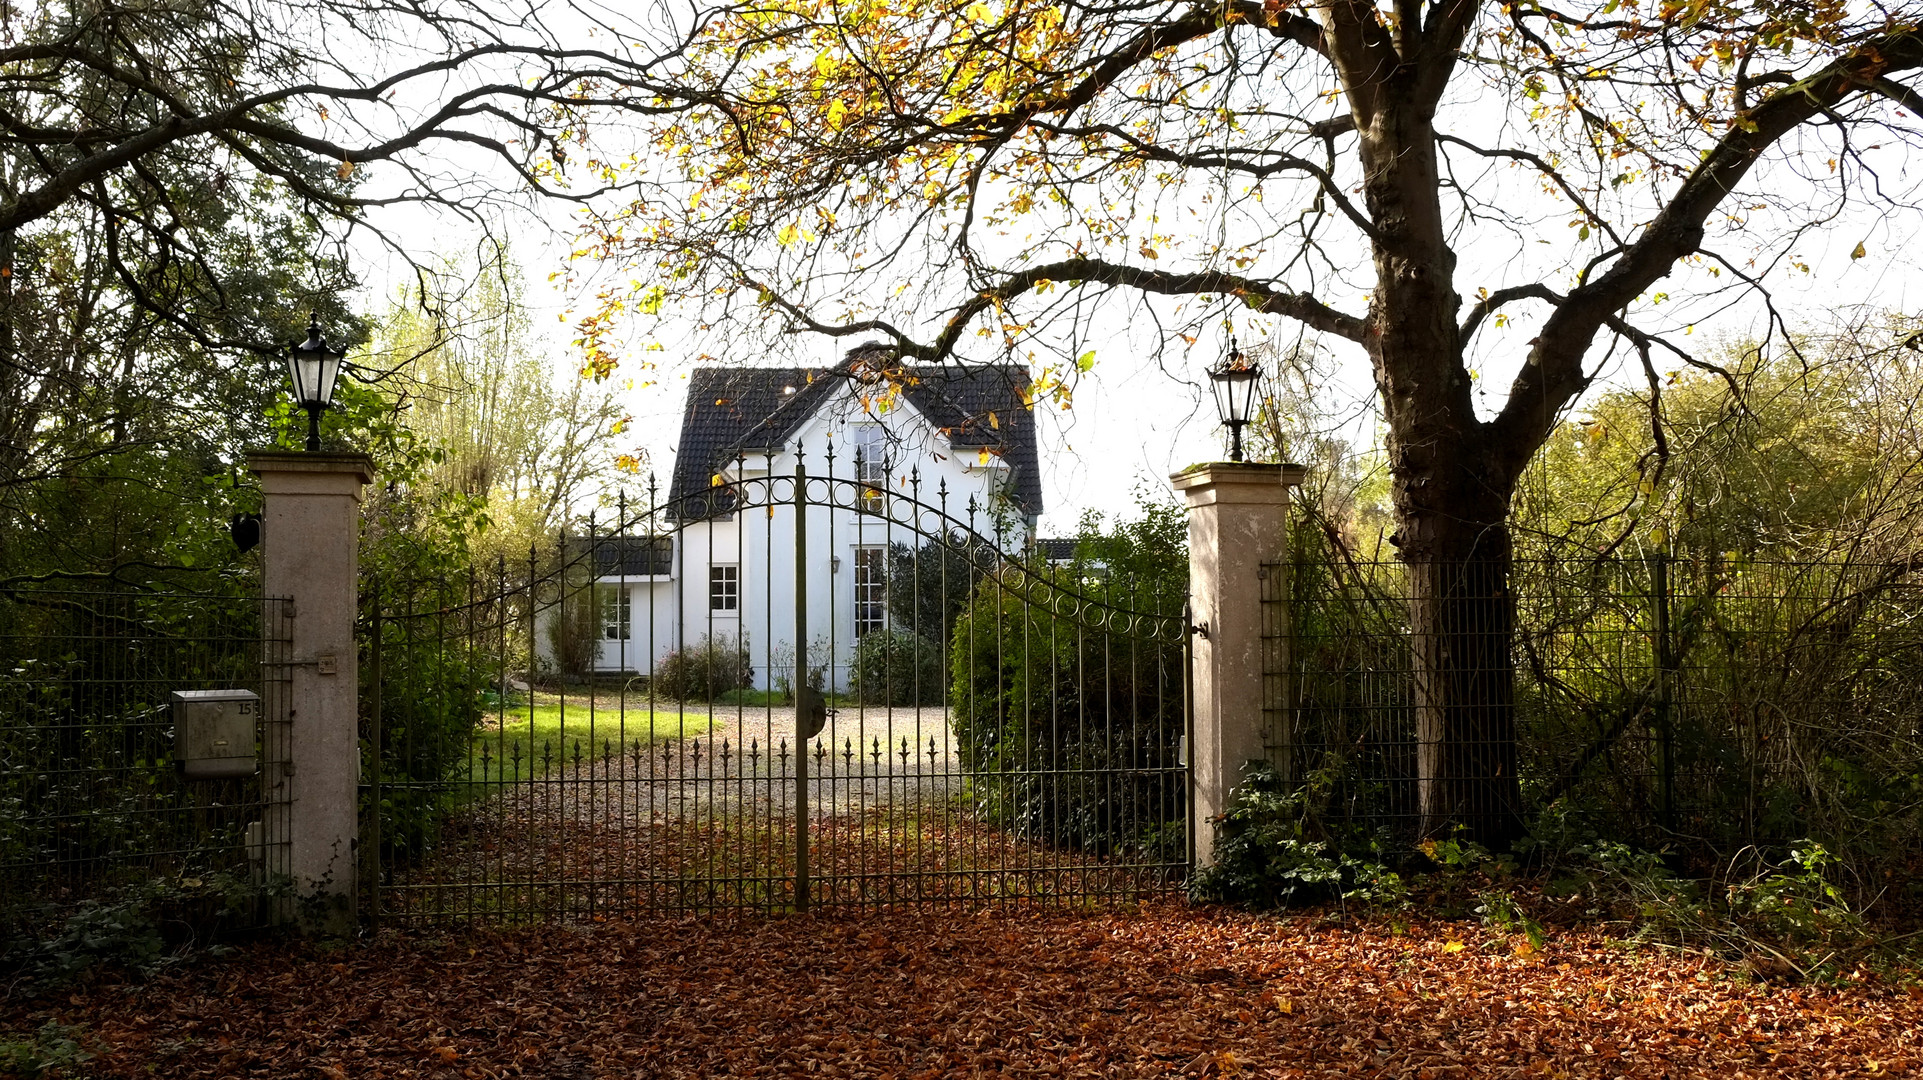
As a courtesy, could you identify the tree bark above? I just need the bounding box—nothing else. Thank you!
[1349,57,1525,846]
[1406,506,1523,845]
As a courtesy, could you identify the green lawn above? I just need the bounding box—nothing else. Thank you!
[467,703,715,785]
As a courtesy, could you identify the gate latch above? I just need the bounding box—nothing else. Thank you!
[798,686,830,740]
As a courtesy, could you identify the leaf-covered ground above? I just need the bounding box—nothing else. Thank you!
[5,904,1919,1078]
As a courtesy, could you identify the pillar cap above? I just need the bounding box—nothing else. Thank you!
[247,450,376,486]
[1170,461,1306,497]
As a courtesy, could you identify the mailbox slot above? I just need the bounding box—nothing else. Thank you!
[171,689,260,780]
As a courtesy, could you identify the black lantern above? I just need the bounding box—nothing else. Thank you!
[1207,337,1261,463]
[285,315,345,452]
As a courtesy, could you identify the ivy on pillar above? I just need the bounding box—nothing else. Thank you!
[1171,461,1304,869]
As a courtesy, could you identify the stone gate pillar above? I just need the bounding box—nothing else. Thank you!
[1172,462,1304,868]
[248,451,374,931]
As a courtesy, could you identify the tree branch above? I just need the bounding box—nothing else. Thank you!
[1490,28,1923,476]
[918,258,1367,361]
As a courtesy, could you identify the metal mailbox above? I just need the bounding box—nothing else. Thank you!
[170,689,259,780]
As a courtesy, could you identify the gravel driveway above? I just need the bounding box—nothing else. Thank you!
[518,701,967,818]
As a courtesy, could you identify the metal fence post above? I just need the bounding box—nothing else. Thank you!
[794,455,810,912]
[1652,550,1675,832]
[364,581,382,929]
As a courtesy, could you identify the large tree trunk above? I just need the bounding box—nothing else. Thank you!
[1353,72,1528,846]
[1405,502,1524,846]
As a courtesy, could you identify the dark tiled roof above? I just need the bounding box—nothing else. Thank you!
[565,535,674,576]
[1034,538,1078,564]
[667,345,1044,518]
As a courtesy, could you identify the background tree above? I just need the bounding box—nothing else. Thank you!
[1519,317,1923,563]
[370,248,638,570]
[580,0,1923,843]
[0,0,679,585]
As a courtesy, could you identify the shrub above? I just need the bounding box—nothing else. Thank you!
[1190,762,1407,912]
[654,634,752,702]
[363,617,486,860]
[769,636,828,704]
[0,1022,92,1078]
[851,628,943,705]
[948,497,1188,857]
[544,582,599,677]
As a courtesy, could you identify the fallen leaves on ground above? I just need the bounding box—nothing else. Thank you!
[5,903,1919,1078]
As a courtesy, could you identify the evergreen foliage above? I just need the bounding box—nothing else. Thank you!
[949,496,1187,857]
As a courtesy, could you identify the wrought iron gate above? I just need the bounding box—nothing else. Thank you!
[363,448,1189,923]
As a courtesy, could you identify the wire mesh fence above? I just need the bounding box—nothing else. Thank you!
[362,454,1191,924]
[0,589,291,949]
[1278,553,1923,865]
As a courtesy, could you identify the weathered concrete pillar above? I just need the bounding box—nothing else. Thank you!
[1171,461,1304,868]
[248,451,373,931]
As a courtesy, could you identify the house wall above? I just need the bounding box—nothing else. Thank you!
[541,381,1032,692]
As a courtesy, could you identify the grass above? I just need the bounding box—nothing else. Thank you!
[468,700,715,785]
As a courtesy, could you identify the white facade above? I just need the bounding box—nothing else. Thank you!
[548,378,1034,691]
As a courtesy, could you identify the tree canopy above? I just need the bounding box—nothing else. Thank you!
[0,0,680,581]
[567,0,1923,841]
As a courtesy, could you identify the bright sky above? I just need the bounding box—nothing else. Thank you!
[342,5,1923,541]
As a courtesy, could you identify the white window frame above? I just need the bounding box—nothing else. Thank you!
[852,547,887,637]
[853,425,887,512]
[599,585,631,641]
[710,564,739,612]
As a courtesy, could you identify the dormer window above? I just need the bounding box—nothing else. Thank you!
[853,425,887,513]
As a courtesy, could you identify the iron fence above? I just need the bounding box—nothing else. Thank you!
[363,451,1190,923]
[1278,553,1923,866]
[0,588,292,949]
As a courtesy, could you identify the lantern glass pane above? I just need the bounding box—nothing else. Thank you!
[314,352,343,407]
[286,353,320,406]
[1209,366,1256,424]
[1233,366,1261,421]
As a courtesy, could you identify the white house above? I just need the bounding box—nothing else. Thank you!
[554,343,1044,691]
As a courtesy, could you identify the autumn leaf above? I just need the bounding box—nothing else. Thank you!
[15,905,1923,1078]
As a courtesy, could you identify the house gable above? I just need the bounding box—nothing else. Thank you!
[666,344,1043,517]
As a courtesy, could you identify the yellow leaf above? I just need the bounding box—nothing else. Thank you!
[988,411,999,430]
[335,159,354,180]
[1442,940,1466,953]
[1274,996,1293,1014]
[777,224,799,247]
[1852,241,1868,260]
[977,448,991,465]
